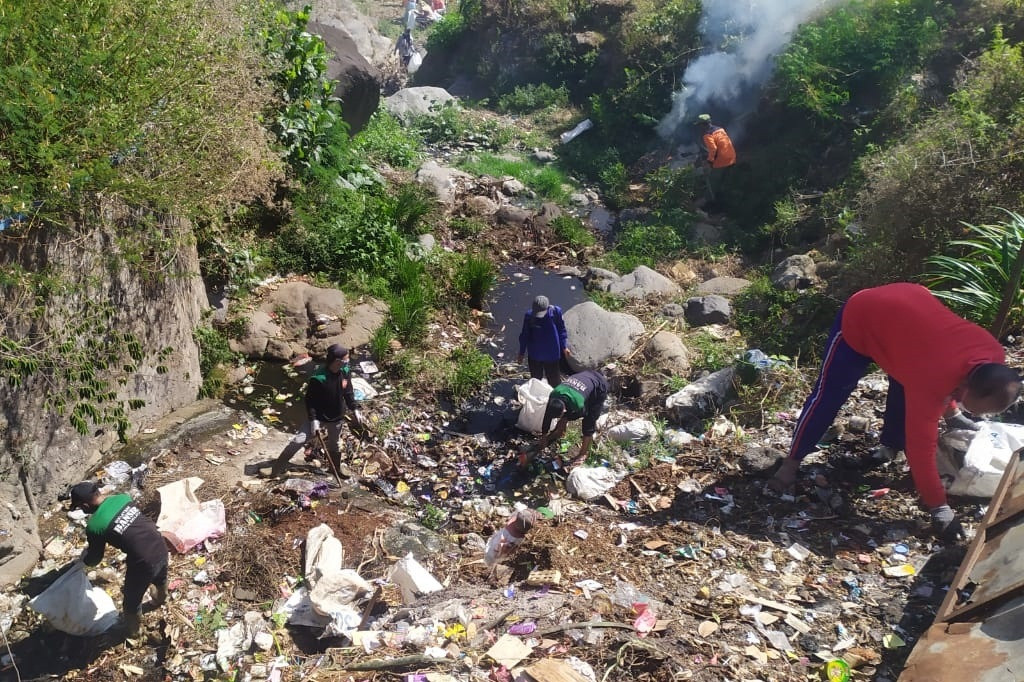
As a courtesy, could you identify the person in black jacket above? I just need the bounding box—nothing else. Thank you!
[535,369,608,467]
[270,344,362,477]
[71,481,169,635]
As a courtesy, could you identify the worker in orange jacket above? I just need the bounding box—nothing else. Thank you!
[697,114,735,168]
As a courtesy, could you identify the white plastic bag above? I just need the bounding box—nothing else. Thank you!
[157,478,227,553]
[948,422,1024,498]
[606,419,657,443]
[304,524,343,582]
[389,552,443,604]
[516,379,553,435]
[407,51,423,74]
[28,562,118,636]
[566,466,623,501]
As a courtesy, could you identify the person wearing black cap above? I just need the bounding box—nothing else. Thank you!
[69,481,169,635]
[535,369,608,467]
[516,295,571,386]
[270,343,362,477]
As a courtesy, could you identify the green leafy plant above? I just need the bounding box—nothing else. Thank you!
[453,253,497,310]
[421,503,448,531]
[370,325,395,363]
[497,83,570,113]
[352,111,423,168]
[444,344,493,400]
[588,290,625,312]
[457,153,570,202]
[388,183,435,237]
[450,216,488,238]
[732,276,836,364]
[194,325,238,399]
[603,222,687,272]
[925,210,1024,331]
[550,215,595,248]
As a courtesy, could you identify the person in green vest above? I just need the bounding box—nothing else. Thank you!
[270,344,362,477]
[70,481,169,635]
[536,369,609,467]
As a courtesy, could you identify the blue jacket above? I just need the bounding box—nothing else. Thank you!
[518,305,568,362]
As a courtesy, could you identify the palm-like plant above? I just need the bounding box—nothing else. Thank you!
[924,209,1024,334]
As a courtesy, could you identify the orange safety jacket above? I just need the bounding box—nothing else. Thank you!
[702,126,736,168]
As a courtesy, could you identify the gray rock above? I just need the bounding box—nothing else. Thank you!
[464,195,498,216]
[587,205,615,233]
[661,303,686,319]
[569,192,588,205]
[692,222,723,244]
[405,233,436,261]
[772,254,818,291]
[417,233,436,253]
[415,161,472,206]
[645,331,691,374]
[685,295,731,326]
[384,87,458,124]
[495,204,532,226]
[309,22,381,135]
[584,266,620,292]
[696,276,752,297]
[308,2,393,65]
[230,310,283,358]
[501,178,526,195]
[534,202,563,229]
[741,446,785,475]
[564,301,645,370]
[665,367,737,429]
[606,266,682,300]
[313,300,388,353]
[532,150,557,163]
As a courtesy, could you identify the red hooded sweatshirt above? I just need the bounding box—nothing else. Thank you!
[841,283,1004,508]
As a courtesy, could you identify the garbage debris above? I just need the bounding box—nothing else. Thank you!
[389,552,444,603]
[156,477,227,553]
[28,562,118,636]
[484,508,539,565]
[516,378,553,434]
[606,418,658,443]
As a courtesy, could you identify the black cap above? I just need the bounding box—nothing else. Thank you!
[326,344,349,361]
[69,481,100,510]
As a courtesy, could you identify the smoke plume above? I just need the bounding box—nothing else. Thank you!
[657,0,840,141]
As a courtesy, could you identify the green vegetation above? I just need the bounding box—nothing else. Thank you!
[453,253,498,310]
[194,326,238,399]
[550,215,595,248]
[352,111,423,168]
[602,222,688,273]
[444,344,493,400]
[497,83,570,114]
[457,153,570,201]
[686,331,744,373]
[732,276,837,364]
[925,210,1024,332]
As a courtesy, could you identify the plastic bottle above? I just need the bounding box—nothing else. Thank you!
[484,509,538,565]
[559,119,593,145]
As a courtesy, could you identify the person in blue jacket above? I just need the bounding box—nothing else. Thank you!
[517,295,571,386]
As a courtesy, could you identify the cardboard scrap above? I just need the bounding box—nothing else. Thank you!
[526,569,562,586]
[524,658,590,682]
[486,634,533,668]
[743,595,803,616]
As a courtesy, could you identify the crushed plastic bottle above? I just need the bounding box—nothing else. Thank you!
[559,119,593,144]
[484,509,539,565]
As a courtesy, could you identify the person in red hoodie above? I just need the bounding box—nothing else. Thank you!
[767,283,1020,541]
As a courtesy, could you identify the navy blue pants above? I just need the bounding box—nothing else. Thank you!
[788,307,906,461]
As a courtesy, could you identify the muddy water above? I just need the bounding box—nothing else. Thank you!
[484,264,589,361]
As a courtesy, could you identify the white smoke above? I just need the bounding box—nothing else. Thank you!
[657,0,841,141]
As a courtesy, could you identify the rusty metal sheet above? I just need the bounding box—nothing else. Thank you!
[901,447,1024,681]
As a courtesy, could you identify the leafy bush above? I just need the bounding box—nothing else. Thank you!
[849,30,1024,284]
[450,216,488,238]
[413,104,473,145]
[732,276,837,364]
[370,325,395,362]
[497,83,570,113]
[453,253,498,309]
[550,216,595,248]
[925,210,1024,332]
[604,222,687,272]
[598,161,629,210]
[0,0,278,222]
[444,344,493,400]
[389,285,432,344]
[774,0,944,121]
[352,111,422,168]
[427,0,482,52]
[388,183,435,236]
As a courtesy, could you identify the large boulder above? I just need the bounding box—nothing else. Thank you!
[384,87,458,124]
[685,295,732,326]
[564,301,644,370]
[645,331,691,374]
[772,254,818,291]
[604,266,681,300]
[415,161,473,205]
[308,2,393,65]
[309,22,382,135]
[232,282,386,361]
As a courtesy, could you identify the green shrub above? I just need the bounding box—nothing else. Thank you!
[450,216,488,238]
[732,276,837,363]
[924,210,1024,332]
[598,161,629,210]
[497,83,570,113]
[388,183,435,236]
[589,290,624,312]
[389,285,431,344]
[194,325,238,398]
[550,215,595,248]
[453,253,498,309]
[369,325,395,362]
[444,344,493,400]
[413,104,473,145]
[604,222,687,272]
[352,111,423,168]
[773,0,944,121]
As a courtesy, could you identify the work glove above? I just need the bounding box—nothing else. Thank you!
[310,419,321,435]
[944,409,981,431]
[931,504,967,542]
[351,410,363,426]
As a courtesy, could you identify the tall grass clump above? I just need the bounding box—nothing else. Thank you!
[454,253,498,309]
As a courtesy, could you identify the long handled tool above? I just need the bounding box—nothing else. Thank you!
[315,430,345,488]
